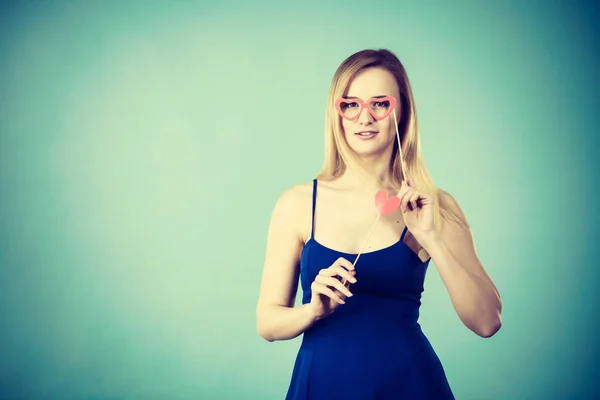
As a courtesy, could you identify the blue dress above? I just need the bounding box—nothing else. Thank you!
[285,179,455,399]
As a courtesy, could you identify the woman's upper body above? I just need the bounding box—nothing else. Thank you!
[256,49,502,342]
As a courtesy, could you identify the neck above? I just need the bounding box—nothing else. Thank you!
[337,157,395,193]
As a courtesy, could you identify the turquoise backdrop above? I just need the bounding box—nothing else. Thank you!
[1,1,598,399]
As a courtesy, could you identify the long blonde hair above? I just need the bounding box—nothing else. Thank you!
[315,48,468,230]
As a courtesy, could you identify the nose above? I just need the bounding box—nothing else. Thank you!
[357,104,374,124]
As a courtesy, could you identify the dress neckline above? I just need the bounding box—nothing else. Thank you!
[307,236,406,257]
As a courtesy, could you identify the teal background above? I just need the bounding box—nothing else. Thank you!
[0,0,598,399]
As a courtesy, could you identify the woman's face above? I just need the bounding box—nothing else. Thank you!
[339,67,401,159]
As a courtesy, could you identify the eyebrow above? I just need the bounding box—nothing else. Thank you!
[343,95,389,99]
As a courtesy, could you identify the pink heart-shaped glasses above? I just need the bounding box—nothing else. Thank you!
[335,96,397,121]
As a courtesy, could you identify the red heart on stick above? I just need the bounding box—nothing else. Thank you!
[375,190,401,216]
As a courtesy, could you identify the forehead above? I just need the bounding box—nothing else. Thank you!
[346,67,398,98]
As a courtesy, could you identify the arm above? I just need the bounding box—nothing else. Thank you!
[419,191,502,338]
[255,187,319,342]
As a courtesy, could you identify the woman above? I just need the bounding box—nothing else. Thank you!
[255,49,502,399]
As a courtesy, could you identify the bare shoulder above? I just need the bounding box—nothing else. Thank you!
[436,188,471,234]
[274,181,313,210]
[270,180,315,243]
[437,188,456,205]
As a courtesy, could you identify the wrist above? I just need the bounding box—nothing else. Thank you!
[302,303,322,322]
[416,229,443,251]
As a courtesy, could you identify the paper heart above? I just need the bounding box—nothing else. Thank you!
[375,190,401,216]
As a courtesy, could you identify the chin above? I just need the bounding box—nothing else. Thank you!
[350,147,389,160]
[348,136,392,155]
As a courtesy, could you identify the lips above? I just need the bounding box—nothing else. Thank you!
[356,130,378,135]
[355,130,379,139]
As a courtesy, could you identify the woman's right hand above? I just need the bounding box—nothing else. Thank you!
[309,257,357,320]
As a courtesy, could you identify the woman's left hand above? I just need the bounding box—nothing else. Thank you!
[396,169,439,243]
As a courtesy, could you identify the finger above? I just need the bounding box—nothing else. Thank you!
[408,192,421,211]
[396,181,410,201]
[335,257,355,272]
[332,265,357,283]
[316,273,351,293]
[311,282,345,304]
[341,270,356,286]
[328,259,357,280]
[400,187,414,212]
[408,191,422,211]
[397,185,408,199]
[334,257,357,286]
[418,191,432,206]
[316,275,353,297]
[319,265,356,283]
[316,270,355,295]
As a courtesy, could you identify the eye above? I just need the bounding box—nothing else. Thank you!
[373,100,390,108]
[340,101,359,111]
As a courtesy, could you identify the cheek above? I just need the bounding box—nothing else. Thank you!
[341,120,352,135]
[378,119,391,134]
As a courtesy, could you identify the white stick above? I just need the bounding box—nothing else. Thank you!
[392,109,406,181]
[353,214,381,268]
[341,214,381,286]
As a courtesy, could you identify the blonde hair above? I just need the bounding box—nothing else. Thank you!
[315,48,468,230]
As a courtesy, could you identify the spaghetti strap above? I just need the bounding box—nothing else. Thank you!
[400,225,408,242]
[310,179,317,239]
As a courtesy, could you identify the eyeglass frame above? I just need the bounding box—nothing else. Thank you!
[334,95,398,121]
